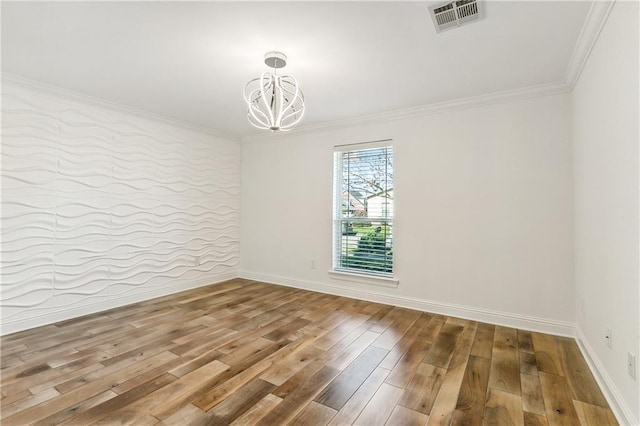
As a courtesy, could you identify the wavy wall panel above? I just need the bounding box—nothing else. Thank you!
[1,79,241,334]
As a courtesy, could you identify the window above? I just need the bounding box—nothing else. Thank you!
[333,141,394,276]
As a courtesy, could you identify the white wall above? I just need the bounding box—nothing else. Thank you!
[240,93,574,334]
[1,78,241,335]
[572,1,639,423]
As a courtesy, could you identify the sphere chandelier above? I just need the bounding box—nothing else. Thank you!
[244,52,305,132]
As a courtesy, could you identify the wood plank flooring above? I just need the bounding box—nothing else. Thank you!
[0,279,617,425]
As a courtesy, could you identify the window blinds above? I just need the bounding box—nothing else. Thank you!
[333,143,394,276]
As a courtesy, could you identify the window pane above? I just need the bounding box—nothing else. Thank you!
[340,147,393,219]
[337,220,393,274]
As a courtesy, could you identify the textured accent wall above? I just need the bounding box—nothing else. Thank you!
[1,78,241,335]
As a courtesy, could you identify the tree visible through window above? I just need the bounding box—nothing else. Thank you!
[333,143,393,276]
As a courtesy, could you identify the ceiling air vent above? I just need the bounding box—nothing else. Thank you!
[429,0,483,33]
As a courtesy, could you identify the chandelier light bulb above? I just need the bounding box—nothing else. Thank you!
[244,52,305,132]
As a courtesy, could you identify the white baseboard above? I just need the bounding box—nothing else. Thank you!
[6,269,631,423]
[244,271,640,424]
[575,327,638,426]
[239,270,575,337]
[0,271,237,336]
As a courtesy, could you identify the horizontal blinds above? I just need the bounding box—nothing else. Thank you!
[334,144,394,276]
[336,222,393,274]
[334,138,393,152]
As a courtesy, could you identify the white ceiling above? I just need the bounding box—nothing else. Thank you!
[2,1,591,139]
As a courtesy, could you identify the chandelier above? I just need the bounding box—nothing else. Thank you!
[244,52,305,132]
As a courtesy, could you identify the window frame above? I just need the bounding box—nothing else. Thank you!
[332,140,396,283]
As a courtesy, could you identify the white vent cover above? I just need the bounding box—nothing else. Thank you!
[429,0,483,33]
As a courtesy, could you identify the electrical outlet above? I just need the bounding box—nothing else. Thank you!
[310,259,316,269]
[605,327,612,349]
[629,353,637,381]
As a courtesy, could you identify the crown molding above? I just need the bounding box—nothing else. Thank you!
[240,0,616,143]
[241,80,570,143]
[564,0,616,90]
[1,72,240,142]
[4,0,614,144]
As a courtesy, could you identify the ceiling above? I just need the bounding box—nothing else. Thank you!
[2,1,591,139]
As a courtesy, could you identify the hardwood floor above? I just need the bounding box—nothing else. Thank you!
[1,279,617,425]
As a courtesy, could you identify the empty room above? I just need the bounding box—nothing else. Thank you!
[1,0,638,425]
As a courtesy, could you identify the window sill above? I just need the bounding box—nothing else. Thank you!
[329,270,399,288]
